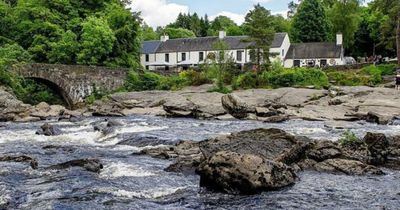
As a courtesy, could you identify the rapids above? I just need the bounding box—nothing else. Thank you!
[0,116,399,209]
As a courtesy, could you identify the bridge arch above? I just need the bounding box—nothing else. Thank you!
[16,63,128,109]
[24,77,74,108]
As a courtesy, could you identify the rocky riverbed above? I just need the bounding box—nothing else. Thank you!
[0,116,400,209]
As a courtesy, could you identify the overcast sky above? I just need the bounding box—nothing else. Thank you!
[129,0,373,28]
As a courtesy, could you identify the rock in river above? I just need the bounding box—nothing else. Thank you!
[36,123,62,136]
[197,151,296,194]
[46,158,103,173]
[221,94,254,119]
[0,155,38,169]
[314,158,384,175]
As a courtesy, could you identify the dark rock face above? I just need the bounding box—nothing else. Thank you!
[36,123,62,136]
[221,94,254,119]
[314,158,384,175]
[363,132,389,165]
[106,119,124,127]
[307,141,342,161]
[197,151,296,195]
[199,128,300,160]
[46,158,103,173]
[118,135,172,147]
[275,142,314,165]
[0,155,38,169]
[365,112,394,125]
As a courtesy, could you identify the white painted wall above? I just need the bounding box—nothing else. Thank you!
[284,58,345,68]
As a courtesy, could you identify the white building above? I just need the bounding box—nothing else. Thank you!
[140,32,344,70]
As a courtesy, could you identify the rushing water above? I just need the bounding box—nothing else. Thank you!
[0,116,400,210]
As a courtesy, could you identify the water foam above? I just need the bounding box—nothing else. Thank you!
[93,186,187,199]
[99,162,156,179]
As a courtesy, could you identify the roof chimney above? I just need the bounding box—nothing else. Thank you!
[161,34,169,42]
[336,33,343,46]
[219,31,226,40]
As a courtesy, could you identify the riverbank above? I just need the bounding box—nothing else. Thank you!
[2,85,400,125]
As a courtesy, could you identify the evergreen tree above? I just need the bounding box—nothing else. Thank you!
[243,4,275,71]
[291,0,330,43]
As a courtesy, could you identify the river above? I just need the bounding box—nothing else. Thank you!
[0,116,399,209]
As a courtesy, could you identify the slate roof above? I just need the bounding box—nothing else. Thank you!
[285,42,343,59]
[141,41,161,54]
[141,33,288,54]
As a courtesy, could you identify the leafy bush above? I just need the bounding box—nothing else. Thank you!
[208,85,232,94]
[232,72,258,89]
[179,70,211,86]
[261,67,329,89]
[339,130,364,148]
[327,71,370,86]
[124,71,163,91]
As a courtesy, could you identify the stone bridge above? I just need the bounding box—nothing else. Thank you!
[17,63,128,108]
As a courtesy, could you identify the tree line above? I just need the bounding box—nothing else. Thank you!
[143,0,400,62]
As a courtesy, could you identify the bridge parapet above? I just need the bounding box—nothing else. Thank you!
[17,63,128,108]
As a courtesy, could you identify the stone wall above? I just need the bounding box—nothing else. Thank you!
[17,63,128,108]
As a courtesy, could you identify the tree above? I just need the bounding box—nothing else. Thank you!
[142,24,158,41]
[77,17,116,65]
[48,30,78,64]
[326,0,362,48]
[243,4,275,71]
[209,15,237,36]
[371,0,400,61]
[211,40,234,91]
[271,15,291,33]
[163,27,196,39]
[291,0,330,43]
[199,15,210,37]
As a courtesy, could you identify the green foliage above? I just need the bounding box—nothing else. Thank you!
[142,23,158,41]
[232,72,258,89]
[243,4,275,70]
[327,64,396,86]
[179,70,211,86]
[1,0,141,67]
[77,17,116,65]
[291,0,330,43]
[19,79,64,105]
[327,71,370,86]
[261,68,329,89]
[339,130,364,148]
[162,27,196,39]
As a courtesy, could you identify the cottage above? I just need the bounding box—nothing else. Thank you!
[140,32,344,70]
[284,34,345,68]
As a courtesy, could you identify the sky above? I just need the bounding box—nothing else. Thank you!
[129,0,373,28]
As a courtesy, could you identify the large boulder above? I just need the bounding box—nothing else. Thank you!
[163,95,197,117]
[221,94,254,119]
[199,128,304,160]
[314,158,384,175]
[363,132,389,165]
[0,87,31,121]
[307,141,342,161]
[197,151,296,194]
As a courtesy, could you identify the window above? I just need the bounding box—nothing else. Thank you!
[320,59,327,66]
[181,53,186,61]
[145,54,149,62]
[282,49,285,57]
[145,65,149,70]
[199,52,204,62]
[294,60,300,67]
[165,53,169,62]
[237,51,243,62]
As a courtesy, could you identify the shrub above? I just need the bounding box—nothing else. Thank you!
[339,130,364,148]
[124,71,163,91]
[232,71,258,89]
[261,67,329,89]
[327,71,370,86]
[179,69,211,86]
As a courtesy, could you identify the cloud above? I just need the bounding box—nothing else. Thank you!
[210,11,246,25]
[129,0,189,28]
